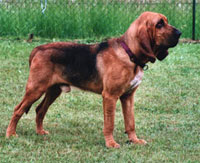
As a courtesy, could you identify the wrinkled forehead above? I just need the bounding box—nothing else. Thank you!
[138,12,168,24]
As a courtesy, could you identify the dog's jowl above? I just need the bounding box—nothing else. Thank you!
[6,12,181,148]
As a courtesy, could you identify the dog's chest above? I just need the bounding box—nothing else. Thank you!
[125,69,144,94]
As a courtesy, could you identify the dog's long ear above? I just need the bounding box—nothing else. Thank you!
[137,22,156,63]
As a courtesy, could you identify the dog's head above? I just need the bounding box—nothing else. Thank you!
[125,11,181,63]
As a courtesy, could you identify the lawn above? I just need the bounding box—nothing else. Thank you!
[0,38,200,162]
[0,1,199,39]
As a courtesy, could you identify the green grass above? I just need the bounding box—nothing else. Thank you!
[0,0,199,39]
[0,38,200,162]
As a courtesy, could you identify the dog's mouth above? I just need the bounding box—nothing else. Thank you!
[168,38,180,48]
[156,28,181,61]
[156,47,169,61]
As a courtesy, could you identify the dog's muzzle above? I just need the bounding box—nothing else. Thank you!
[157,28,181,61]
[169,28,182,48]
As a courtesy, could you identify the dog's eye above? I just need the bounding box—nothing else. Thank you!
[156,19,164,29]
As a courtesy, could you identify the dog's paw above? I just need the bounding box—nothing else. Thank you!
[6,132,18,138]
[36,130,49,135]
[129,138,147,145]
[106,141,120,148]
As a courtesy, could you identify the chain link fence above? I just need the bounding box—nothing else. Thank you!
[0,0,199,39]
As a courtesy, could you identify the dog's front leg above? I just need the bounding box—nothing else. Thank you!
[102,91,120,148]
[120,90,147,145]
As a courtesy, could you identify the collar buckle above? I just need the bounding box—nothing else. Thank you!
[143,64,149,71]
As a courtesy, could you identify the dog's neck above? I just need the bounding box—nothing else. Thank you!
[120,40,148,70]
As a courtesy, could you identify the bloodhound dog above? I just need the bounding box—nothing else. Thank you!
[6,11,181,148]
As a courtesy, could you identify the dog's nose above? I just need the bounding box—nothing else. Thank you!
[176,30,182,37]
[174,29,182,38]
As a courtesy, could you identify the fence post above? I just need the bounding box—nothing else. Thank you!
[192,0,196,40]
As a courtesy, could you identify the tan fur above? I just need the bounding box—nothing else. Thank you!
[6,12,181,148]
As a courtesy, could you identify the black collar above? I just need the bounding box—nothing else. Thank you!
[120,41,148,70]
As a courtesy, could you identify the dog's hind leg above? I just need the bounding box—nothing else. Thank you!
[6,85,46,138]
[35,84,70,135]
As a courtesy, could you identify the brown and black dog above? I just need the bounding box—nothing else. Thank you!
[6,12,181,148]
